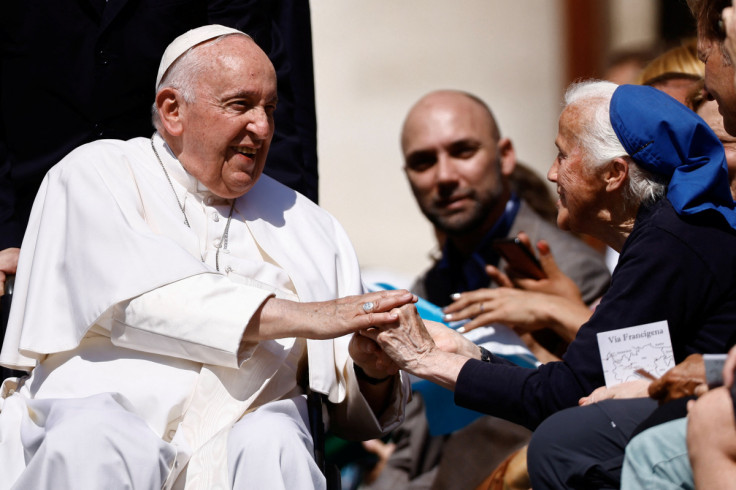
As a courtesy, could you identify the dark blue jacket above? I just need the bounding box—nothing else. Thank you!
[455,199,736,429]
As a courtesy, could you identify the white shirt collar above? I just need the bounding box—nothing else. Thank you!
[152,132,230,205]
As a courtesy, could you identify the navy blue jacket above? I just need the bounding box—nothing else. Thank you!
[455,199,736,429]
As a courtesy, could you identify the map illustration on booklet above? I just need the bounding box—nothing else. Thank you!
[597,320,674,387]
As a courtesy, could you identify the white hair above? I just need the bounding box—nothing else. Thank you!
[563,80,668,210]
[151,34,241,131]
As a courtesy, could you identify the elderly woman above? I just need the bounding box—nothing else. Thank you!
[364,80,736,489]
[443,40,707,359]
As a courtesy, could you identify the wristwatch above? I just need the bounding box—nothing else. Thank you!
[479,346,493,362]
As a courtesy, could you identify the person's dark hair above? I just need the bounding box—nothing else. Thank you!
[687,0,730,42]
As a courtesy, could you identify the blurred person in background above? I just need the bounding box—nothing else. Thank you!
[636,38,704,107]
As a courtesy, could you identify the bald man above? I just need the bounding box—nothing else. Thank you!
[402,90,609,307]
[365,91,610,490]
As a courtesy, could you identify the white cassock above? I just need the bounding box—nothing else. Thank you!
[0,133,409,489]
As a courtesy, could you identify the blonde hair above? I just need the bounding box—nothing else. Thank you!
[635,39,704,86]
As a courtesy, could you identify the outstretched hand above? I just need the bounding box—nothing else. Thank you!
[443,286,590,341]
[306,289,419,338]
[247,289,417,342]
[444,287,551,334]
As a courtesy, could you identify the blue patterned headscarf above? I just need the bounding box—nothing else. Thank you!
[609,84,736,230]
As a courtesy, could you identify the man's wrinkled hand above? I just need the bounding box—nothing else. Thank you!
[349,333,399,380]
[648,353,708,403]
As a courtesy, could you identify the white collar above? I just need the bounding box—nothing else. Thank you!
[152,132,230,205]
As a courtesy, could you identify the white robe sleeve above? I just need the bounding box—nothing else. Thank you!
[328,359,409,440]
[110,274,273,369]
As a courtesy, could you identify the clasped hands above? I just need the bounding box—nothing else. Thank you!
[352,234,593,381]
[357,303,478,389]
[299,289,459,382]
[442,233,587,340]
[254,288,419,382]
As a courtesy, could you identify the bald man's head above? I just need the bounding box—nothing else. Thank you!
[401,90,500,152]
[401,90,516,238]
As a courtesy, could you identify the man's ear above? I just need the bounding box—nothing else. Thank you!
[605,157,629,192]
[498,137,517,177]
[156,88,184,136]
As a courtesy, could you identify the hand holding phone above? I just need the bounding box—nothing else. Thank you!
[491,238,547,280]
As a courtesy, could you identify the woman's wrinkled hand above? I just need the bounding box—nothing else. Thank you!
[579,379,651,406]
[360,304,437,374]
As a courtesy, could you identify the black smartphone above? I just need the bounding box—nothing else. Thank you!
[491,238,547,280]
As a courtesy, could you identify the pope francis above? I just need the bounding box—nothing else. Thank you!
[0,25,411,489]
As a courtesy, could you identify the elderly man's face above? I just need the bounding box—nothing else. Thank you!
[402,93,511,236]
[699,36,736,136]
[548,105,606,234]
[178,36,277,198]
